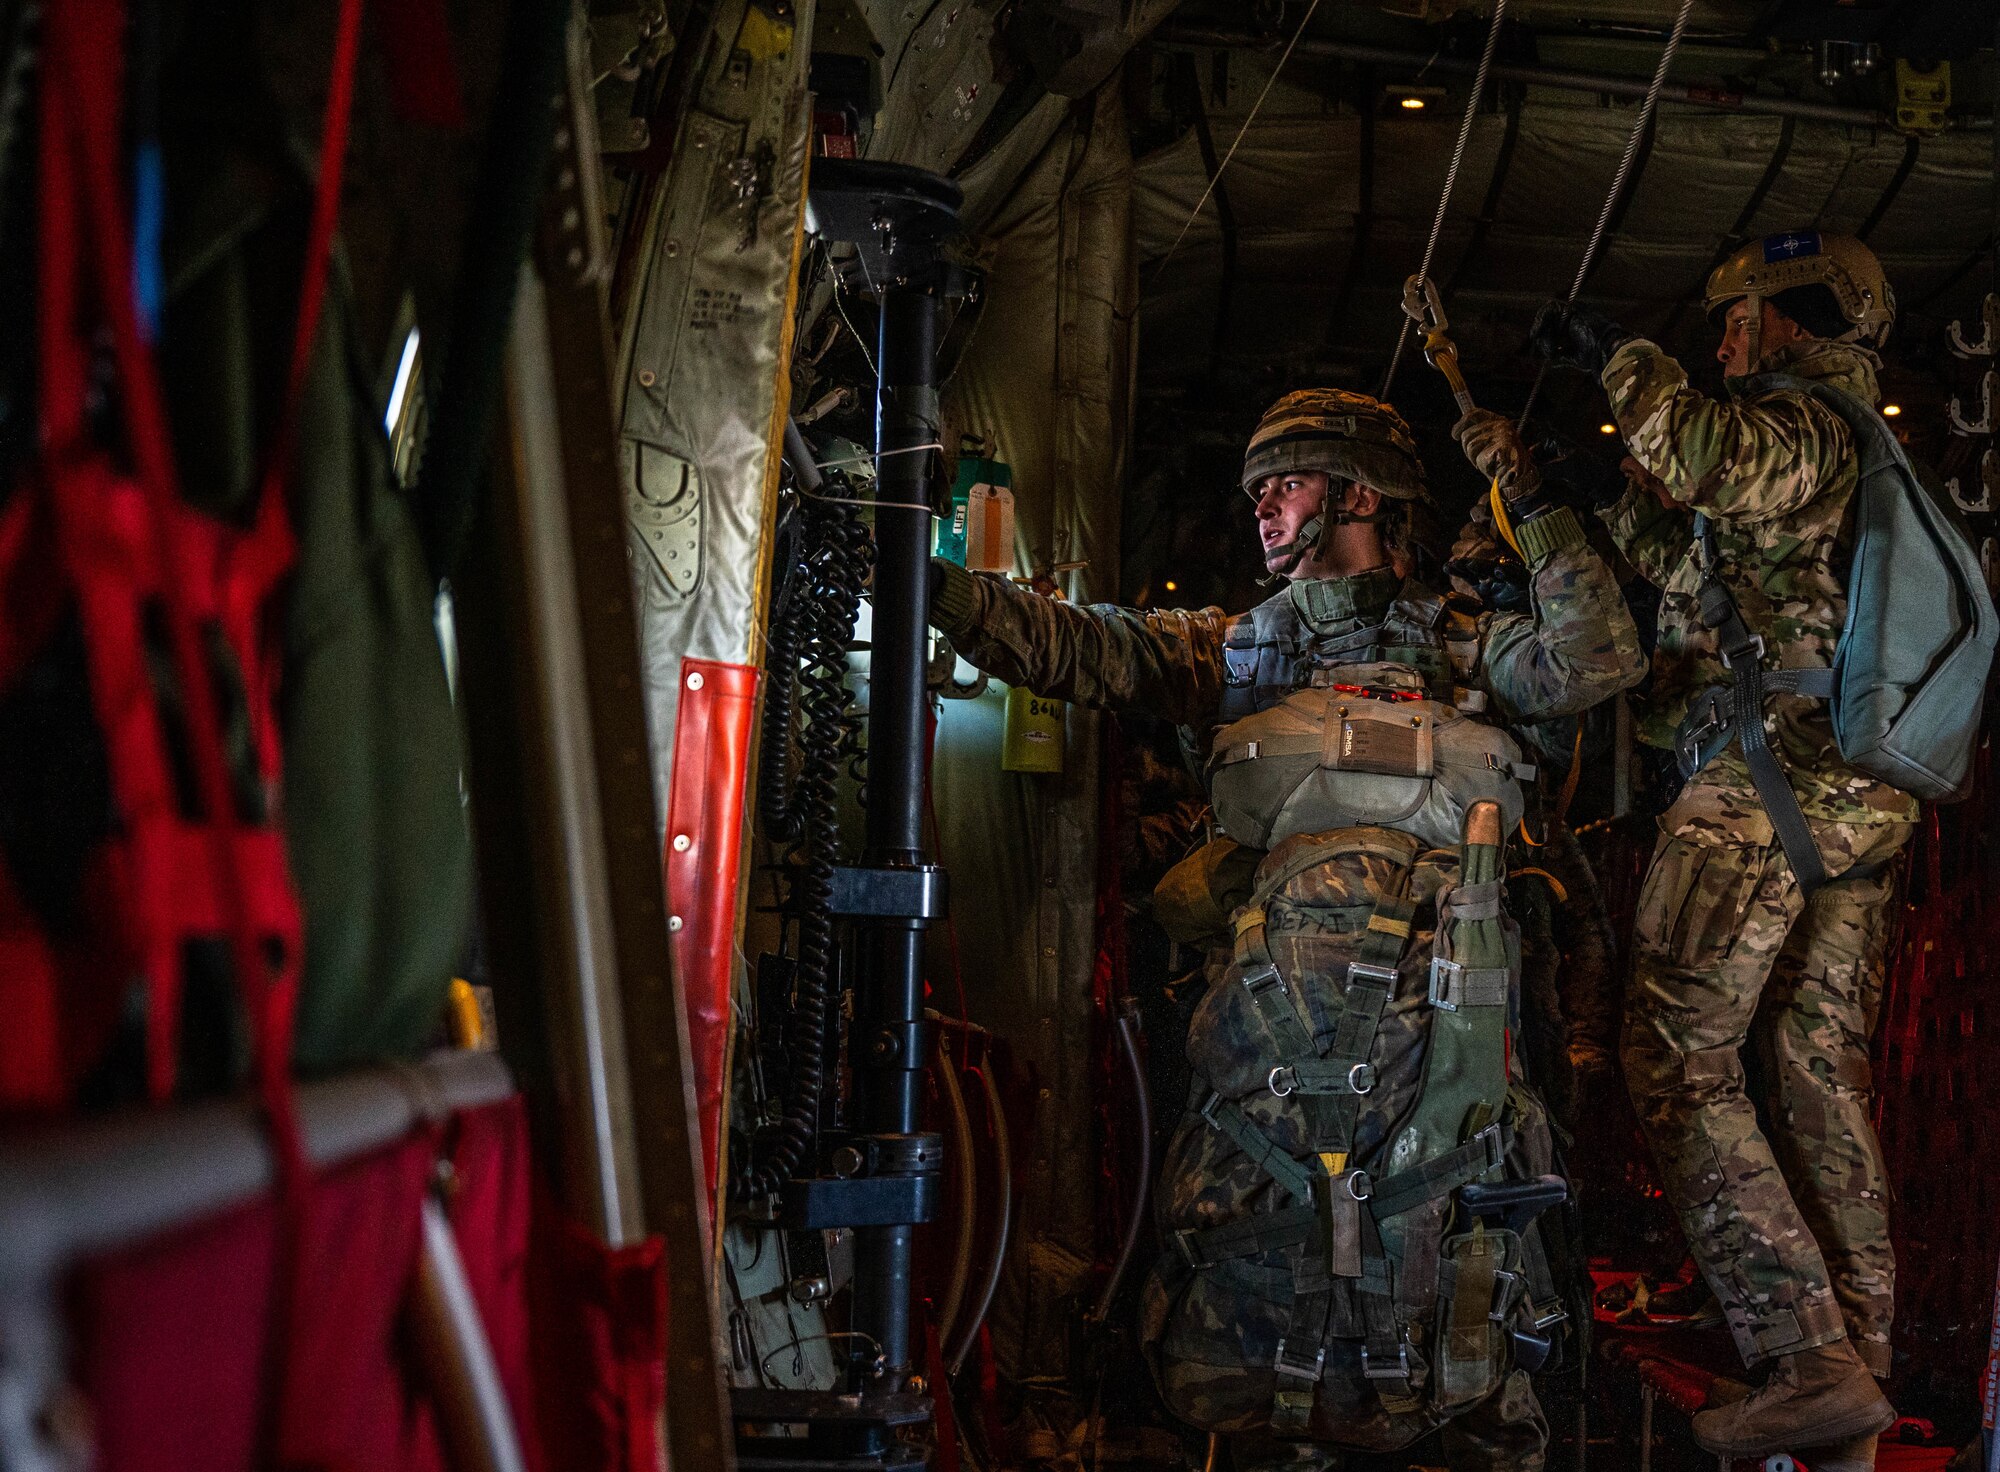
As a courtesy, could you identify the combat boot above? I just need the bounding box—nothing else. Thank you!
[1689,1340,1894,1456]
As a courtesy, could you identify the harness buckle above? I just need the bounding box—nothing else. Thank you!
[1345,961,1398,989]
[1346,1169,1373,1202]
[1174,1227,1210,1268]
[1361,1342,1411,1381]
[1347,1061,1375,1095]
[1241,962,1285,996]
[1427,956,1464,1012]
[1268,1066,1297,1098]
[1271,1337,1327,1385]
[1722,633,1766,670]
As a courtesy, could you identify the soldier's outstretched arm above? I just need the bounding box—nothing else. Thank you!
[1480,507,1647,724]
[928,559,1229,724]
[1600,339,1851,523]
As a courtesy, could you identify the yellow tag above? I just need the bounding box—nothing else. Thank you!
[1366,913,1411,938]
[734,5,793,60]
[1234,907,1266,938]
[1320,1152,1348,1176]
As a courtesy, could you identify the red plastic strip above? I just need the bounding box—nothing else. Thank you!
[663,657,761,1205]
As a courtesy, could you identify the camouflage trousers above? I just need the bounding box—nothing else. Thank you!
[1227,1370,1547,1471]
[1621,813,1909,1373]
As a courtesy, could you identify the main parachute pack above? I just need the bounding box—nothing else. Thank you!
[1140,669,1572,1452]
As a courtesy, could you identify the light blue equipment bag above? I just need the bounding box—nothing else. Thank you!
[1677,375,1998,892]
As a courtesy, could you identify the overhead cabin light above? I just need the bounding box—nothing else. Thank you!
[1882,403,1902,417]
[1399,95,1426,110]
[1599,423,1617,435]
[1164,580,1179,592]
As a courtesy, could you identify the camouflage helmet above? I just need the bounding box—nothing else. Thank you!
[1241,388,1429,502]
[1703,230,1895,349]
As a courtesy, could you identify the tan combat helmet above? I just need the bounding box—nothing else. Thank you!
[1703,230,1896,366]
[1242,388,1431,574]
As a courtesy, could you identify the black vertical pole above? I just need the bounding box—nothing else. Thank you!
[850,279,940,1387]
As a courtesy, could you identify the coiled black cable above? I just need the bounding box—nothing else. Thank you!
[738,466,872,1200]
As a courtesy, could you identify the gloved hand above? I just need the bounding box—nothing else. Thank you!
[1529,300,1633,377]
[1446,554,1530,615]
[1534,435,1632,511]
[1454,408,1548,513]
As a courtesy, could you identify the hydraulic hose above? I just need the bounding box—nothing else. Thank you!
[737,465,871,1201]
[931,1023,978,1349]
[947,1053,1014,1374]
[1089,999,1153,1327]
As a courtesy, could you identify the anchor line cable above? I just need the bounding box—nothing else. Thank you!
[1380,0,1510,401]
[1151,0,1325,281]
[1518,0,1694,428]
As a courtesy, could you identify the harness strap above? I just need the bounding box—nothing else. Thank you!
[1447,1226,1499,1363]
[1201,1093,1321,1204]
[1427,957,1510,1011]
[1174,1202,1319,1267]
[1689,513,1831,896]
[1270,1290,1336,1436]
[1358,1201,1421,1409]
[1369,1123,1513,1221]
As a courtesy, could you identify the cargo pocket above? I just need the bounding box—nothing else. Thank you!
[1634,838,1756,973]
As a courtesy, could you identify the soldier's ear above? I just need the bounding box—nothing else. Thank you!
[1350,484,1383,517]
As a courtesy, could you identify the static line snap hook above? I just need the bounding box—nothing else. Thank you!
[1401,274,1475,417]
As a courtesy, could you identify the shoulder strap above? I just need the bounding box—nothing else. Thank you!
[1689,513,1830,895]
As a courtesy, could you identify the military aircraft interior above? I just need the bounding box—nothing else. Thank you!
[3,2,2000,1471]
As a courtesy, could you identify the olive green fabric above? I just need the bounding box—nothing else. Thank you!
[281,296,470,1074]
[159,85,469,1077]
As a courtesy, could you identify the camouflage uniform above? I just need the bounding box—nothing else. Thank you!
[931,504,1643,1467]
[1600,336,1913,1374]
[929,510,1641,745]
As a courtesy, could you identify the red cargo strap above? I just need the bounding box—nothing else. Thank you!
[663,657,761,1210]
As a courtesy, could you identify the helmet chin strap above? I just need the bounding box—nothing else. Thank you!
[1258,484,1382,583]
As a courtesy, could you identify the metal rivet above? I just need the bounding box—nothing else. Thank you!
[639,369,657,386]
[687,671,705,690]
[669,915,685,932]
[673,833,692,852]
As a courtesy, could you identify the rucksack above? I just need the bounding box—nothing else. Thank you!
[1676,377,1998,893]
[1138,818,1570,1451]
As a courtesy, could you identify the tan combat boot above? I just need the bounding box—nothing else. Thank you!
[1689,1340,1894,1456]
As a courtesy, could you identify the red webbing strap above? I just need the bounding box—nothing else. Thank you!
[40,0,364,1458]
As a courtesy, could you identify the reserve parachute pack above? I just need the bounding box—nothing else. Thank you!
[1208,663,1535,853]
[1142,684,1570,1449]
[1676,376,1998,892]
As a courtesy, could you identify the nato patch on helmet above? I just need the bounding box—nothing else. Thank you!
[1703,231,1894,348]
[1763,230,1822,263]
[1241,387,1429,501]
